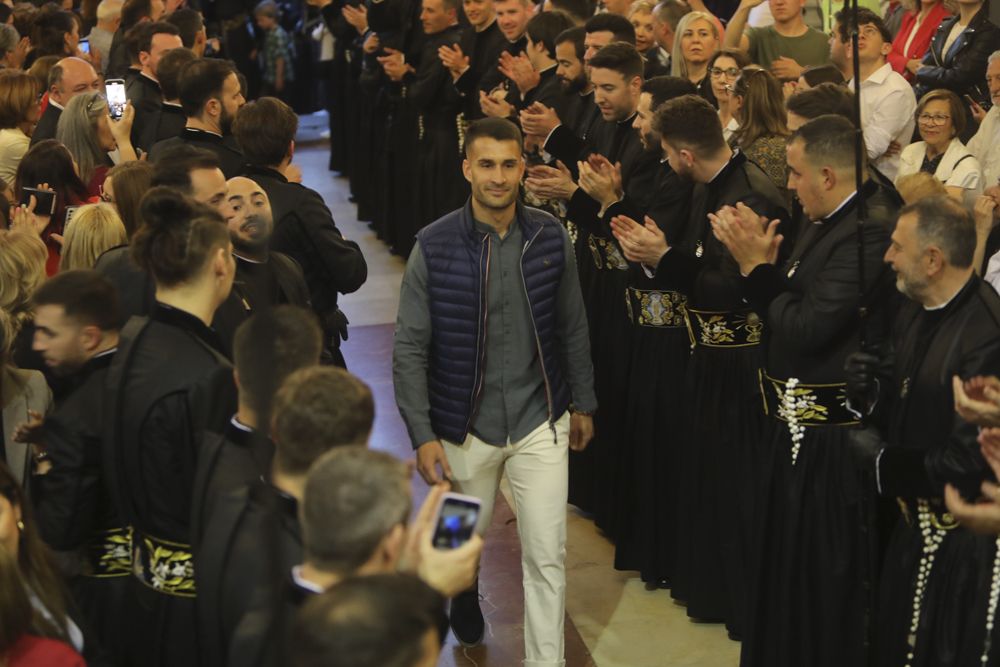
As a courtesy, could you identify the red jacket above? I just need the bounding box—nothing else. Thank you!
[889,2,951,81]
[6,635,86,667]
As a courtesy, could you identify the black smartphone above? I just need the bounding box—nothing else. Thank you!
[431,492,481,550]
[20,187,56,216]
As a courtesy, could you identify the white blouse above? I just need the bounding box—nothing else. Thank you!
[896,137,983,205]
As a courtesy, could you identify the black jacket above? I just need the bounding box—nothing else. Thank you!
[138,103,187,153]
[453,19,507,120]
[31,103,61,145]
[93,245,154,320]
[126,73,163,150]
[149,128,245,178]
[242,165,367,339]
[916,8,1000,103]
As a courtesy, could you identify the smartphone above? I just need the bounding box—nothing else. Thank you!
[64,205,79,228]
[105,79,126,121]
[78,38,90,55]
[20,187,56,216]
[431,492,481,550]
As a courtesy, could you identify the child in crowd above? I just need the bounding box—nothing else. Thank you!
[253,1,294,96]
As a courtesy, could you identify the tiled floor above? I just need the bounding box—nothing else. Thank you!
[296,129,741,667]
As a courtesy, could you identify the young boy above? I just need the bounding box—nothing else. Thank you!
[254,1,294,96]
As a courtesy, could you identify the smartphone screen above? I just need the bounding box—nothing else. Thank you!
[105,79,126,121]
[432,494,481,550]
[20,187,56,216]
[79,38,90,55]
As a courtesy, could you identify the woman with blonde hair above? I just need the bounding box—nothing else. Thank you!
[0,71,39,187]
[58,203,127,271]
[0,229,49,373]
[670,11,720,104]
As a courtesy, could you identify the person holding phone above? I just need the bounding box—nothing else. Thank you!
[56,91,138,198]
[393,118,596,666]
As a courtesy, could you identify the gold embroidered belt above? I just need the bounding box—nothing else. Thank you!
[625,287,687,328]
[133,533,196,598]
[81,526,133,578]
[686,308,763,348]
[896,498,959,531]
[761,373,859,426]
[587,235,628,271]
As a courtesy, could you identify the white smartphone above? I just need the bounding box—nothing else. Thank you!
[431,492,482,550]
[105,78,126,120]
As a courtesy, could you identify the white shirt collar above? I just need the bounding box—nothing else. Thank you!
[924,281,966,310]
[230,415,254,433]
[291,566,325,594]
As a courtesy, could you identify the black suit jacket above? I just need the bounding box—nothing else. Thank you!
[31,103,61,145]
[126,73,163,150]
[138,103,186,153]
[149,128,245,178]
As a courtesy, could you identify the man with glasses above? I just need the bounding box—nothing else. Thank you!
[828,8,915,180]
[968,51,1000,191]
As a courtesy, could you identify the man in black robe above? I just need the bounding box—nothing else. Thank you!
[512,11,577,119]
[710,114,899,667]
[20,272,127,663]
[148,58,246,178]
[197,367,374,667]
[469,0,530,105]
[125,21,182,151]
[232,98,368,367]
[137,46,196,151]
[438,0,505,122]
[211,177,314,348]
[845,195,1000,667]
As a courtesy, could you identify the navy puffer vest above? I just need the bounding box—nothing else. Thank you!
[417,201,571,444]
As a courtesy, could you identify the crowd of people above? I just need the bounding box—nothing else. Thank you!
[5,0,1000,663]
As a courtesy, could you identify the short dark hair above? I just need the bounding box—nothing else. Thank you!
[835,7,891,44]
[232,97,298,166]
[301,449,411,575]
[166,8,204,49]
[137,20,180,53]
[464,117,523,156]
[526,11,576,59]
[585,13,635,44]
[156,47,197,99]
[177,57,234,117]
[588,41,643,81]
[121,0,153,30]
[122,22,149,64]
[641,75,697,111]
[786,82,854,124]
[549,0,590,23]
[800,64,845,88]
[916,88,967,139]
[555,25,585,60]
[232,306,323,426]
[901,195,977,268]
[789,113,859,171]
[708,46,751,71]
[271,366,375,475]
[31,270,121,330]
[652,93,725,156]
[652,0,689,30]
[151,144,221,193]
[290,574,447,667]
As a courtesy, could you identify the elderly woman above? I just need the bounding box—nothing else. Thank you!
[55,92,136,198]
[0,70,39,187]
[896,89,983,205]
[671,11,720,105]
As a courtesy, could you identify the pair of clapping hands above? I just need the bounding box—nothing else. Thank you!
[946,377,1000,534]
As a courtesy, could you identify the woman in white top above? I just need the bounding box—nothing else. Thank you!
[708,47,749,142]
[896,88,982,205]
[0,71,40,189]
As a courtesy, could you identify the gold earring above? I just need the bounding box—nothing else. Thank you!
[16,519,25,531]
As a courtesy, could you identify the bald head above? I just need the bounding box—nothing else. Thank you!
[226,176,273,257]
[50,57,101,107]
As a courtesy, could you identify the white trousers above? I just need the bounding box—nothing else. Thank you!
[443,412,570,667]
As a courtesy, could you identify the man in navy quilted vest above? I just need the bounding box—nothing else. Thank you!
[393,117,597,667]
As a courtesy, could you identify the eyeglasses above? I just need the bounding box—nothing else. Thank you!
[709,66,741,79]
[917,113,951,125]
[86,93,106,113]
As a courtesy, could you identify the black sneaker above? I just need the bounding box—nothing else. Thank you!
[449,586,485,647]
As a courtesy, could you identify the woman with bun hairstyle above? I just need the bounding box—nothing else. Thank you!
[104,187,236,666]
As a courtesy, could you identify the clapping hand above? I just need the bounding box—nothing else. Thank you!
[498,50,539,94]
[709,203,783,275]
[438,43,469,78]
[577,154,622,208]
[610,214,669,267]
[954,375,1000,427]
[519,102,561,139]
[378,48,413,82]
[342,3,368,33]
[770,56,803,81]
[524,161,578,200]
[479,88,514,118]
[944,427,1000,534]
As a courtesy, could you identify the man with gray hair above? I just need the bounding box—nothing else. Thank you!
[967,50,1000,192]
[90,0,124,73]
[844,195,1000,666]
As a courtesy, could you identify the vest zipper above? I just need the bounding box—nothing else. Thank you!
[465,234,491,438]
[521,224,557,444]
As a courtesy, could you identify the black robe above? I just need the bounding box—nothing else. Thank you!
[872,276,1000,667]
[452,19,507,121]
[739,180,900,667]
[104,303,236,667]
[126,72,162,150]
[30,103,61,145]
[406,23,469,235]
[196,480,302,667]
[34,351,129,663]
[138,103,186,154]
[149,128,245,179]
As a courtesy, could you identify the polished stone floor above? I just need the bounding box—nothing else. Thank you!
[295,130,741,667]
